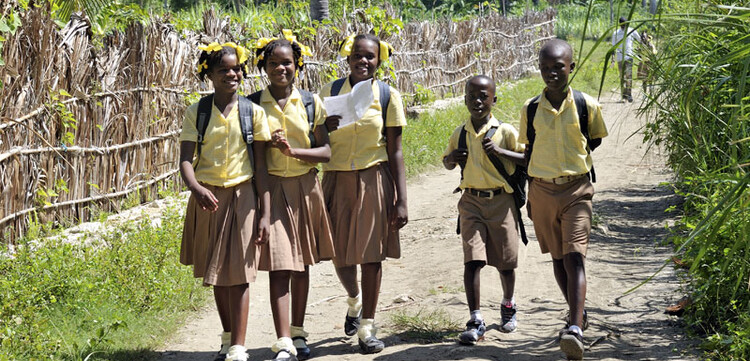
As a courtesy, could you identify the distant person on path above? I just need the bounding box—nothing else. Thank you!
[519,39,608,360]
[179,42,271,361]
[611,16,641,102]
[319,33,408,354]
[442,75,526,345]
[250,32,336,361]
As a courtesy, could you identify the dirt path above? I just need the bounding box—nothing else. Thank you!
[159,92,697,361]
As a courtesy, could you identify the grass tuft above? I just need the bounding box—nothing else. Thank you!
[389,307,462,343]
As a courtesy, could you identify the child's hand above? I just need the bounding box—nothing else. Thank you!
[390,199,408,230]
[481,137,501,156]
[255,215,270,245]
[271,129,294,157]
[191,185,219,212]
[324,115,341,132]
[449,148,468,165]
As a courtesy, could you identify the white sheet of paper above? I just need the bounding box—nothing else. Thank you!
[323,80,375,129]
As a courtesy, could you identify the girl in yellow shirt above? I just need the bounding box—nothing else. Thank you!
[319,34,408,354]
[250,33,335,361]
[179,42,271,361]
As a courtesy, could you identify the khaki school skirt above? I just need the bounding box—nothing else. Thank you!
[257,170,335,272]
[180,180,258,286]
[322,163,400,267]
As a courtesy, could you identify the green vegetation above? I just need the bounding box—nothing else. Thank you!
[631,2,749,359]
[389,307,461,342]
[0,204,209,361]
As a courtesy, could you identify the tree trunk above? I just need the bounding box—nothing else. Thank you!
[609,0,614,24]
[310,0,330,21]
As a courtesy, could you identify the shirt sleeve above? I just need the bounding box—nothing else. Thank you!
[312,93,327,128]
[502,124,525,153]
[179,103,200,142]
[585,95,608,139]
[385,86,407,127]
[518,98,532,144]
[442,125,461,159]
[252,105,272,142]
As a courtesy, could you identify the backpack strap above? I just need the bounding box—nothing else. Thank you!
[525,95,541,163]
[456,125,469,191]
[194,94,214,169]
[484,125,529,245]
[572,90,596,182]
[330,78,346,97]
[377,80,391,139]
[237,96,255,171]
[298,89,317,148]
[247,90,262,105]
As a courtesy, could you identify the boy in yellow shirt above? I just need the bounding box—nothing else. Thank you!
[443,75,526,345]
[519,39,608,360]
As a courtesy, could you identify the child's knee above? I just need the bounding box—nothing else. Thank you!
[465,260,486,271]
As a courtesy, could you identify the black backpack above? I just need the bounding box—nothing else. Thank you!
[526,90,598,182]
[194,94,255,169]
[330,78,391,137]
[248,89,318,147]
[457,125,529,245]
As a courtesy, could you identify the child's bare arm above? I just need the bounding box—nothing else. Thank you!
[179,141,218,212]
[270,128,332,163]
[252,141,271,245]
[481,137,525,165]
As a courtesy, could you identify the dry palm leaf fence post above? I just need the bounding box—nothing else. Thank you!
[0,6,555,244]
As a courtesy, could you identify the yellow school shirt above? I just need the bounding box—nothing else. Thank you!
[180,100,271,187]
[319,78,407,171]
[443,116,525,193]
[518,88,608,179]
[258,87,327,177]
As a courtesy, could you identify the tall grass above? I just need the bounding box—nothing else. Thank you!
[594,1,750,359]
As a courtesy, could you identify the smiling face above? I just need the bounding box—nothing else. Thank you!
[347,38,379,83]
[264,44,296,88]
[207,53,242,95]
[464,76,496,121]
[538,41,575,95]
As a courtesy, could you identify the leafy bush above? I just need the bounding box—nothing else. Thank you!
[0,203,209,360]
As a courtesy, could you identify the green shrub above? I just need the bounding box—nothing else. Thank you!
[0,203,209,360]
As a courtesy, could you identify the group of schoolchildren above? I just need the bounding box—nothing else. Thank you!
[179,29,607,361]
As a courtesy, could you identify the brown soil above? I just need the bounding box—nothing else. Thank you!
[158,92,698,361]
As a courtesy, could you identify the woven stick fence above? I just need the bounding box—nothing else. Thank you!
[0,4,555,243]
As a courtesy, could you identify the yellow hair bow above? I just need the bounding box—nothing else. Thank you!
[254,37,277,50]
[379,40,394,62]
[338,34,355,57]
[282,29,297,44]
[198,42,223,54]
[222,42,250,64]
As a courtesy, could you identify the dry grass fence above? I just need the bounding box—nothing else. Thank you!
[0,5,555,243]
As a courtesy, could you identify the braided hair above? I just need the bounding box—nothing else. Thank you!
[255,39,304,72]
[196,46,250,81]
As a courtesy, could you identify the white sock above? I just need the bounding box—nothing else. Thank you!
[501,298,515,307]
[219,331,232,354]
[347,293,362,317]
[226,345,247,361]
[271,336,297,356]
[470,310,483,322]
[358,318,377,341]
[568,325,583,336]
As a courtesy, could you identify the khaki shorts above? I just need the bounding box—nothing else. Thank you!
[529,176,594,259]
[459,191,519,270]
